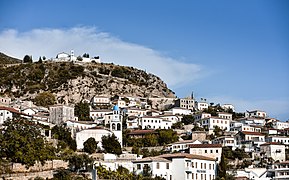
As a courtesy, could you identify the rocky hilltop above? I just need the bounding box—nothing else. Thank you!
[0,54,175,105]
[0,52,22,64]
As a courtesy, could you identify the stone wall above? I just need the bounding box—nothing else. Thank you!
[11,160,68,173]
[2,170,54,180]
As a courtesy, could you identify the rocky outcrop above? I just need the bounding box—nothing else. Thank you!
[0,61,175,105]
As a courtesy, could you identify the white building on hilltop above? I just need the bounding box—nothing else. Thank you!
[52,50,101,63]
[245,110,267,118]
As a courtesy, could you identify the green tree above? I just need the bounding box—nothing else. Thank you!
[222,146,235,160]
[143,133,158,147]
[68,154,93,172]
[181,115,195,125]
[23,55,32,63]
[233,148,250,160]
[157,129,178,145]
[213,126,223,137]
[218,150,227,178]
[38,56,43,63]
[0,118,55,168]
[83,137,97,154]
[53,168,72,180]
[77,56,83,61]
[171,121,183,129]
[142,164,152,178]
[102,134,122,155]
[34,91,56,107]
[74,101,91,121]
[51,125,76,151]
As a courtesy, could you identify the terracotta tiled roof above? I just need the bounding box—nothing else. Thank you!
[170,140,199,145]
[133,156,170,163]
[260,142,283,146]
[240,131,264,136]
[159,153,215,161]
[127,129,157,135]
[188,144,222,148]
[275,161,289,165]
[267,135,289,138]
[142,116,162,119]
[0,106,20,114]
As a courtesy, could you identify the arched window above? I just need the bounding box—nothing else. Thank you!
[112,123,116,130]
[117,123,121,130]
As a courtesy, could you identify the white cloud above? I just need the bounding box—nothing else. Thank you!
[208,95,289,121]
[0,27,204,88]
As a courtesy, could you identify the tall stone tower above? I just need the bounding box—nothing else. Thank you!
[110,105,123,147]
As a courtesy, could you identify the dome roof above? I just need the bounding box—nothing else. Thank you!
[113,105,119,111]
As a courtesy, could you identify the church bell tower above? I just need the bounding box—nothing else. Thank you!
[110,105,123,147]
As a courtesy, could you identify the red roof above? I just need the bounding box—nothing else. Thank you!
[275,161,289,165]
[0,106,20,114]
[128,129,157,135]
[240,131,264,136]
[260,142,283,146]
[188,144,222,148]
[159,153,215,161]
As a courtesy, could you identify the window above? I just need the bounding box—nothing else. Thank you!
[205,150,207,153]
[166,163,169,169]
[216,150,219,153]
[209,164,211,169]
[192,173,195,180]
[210,150,213,153]
[204,163,206,169]
[156,162,160,169]
[137,164,141,170]
[201,163,203,169]
[195,162,197,168]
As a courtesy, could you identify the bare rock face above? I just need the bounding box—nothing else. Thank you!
[0,61,175,105]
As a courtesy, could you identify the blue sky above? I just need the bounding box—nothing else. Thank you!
[0,0,288,120]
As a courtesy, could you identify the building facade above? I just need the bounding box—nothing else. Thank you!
[49,105,74,125]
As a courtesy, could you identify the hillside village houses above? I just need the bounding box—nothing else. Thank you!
[1,91,289,180]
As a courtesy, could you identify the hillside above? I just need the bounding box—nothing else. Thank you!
[0,52,22,64]
[0,60,175,105]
